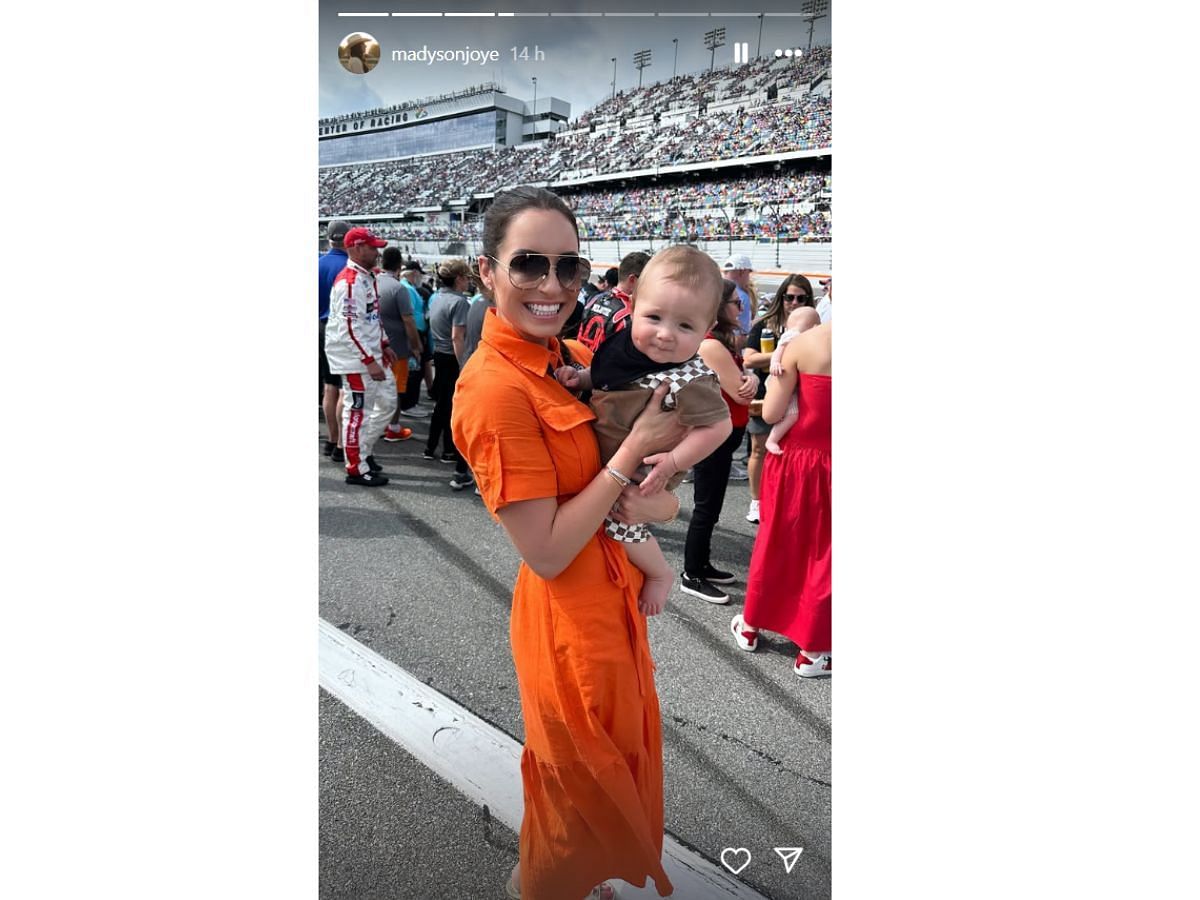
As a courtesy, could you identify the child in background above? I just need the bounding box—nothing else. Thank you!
[556,247,732,616]
[765,306,822,455]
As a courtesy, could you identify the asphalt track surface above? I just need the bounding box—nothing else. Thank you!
[319,399,831,900]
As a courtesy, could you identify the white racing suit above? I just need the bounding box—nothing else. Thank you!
[324,261,397,476]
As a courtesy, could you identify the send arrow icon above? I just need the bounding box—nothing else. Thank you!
[774,847,803,873]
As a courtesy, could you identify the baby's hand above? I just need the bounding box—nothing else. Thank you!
[639,451,678,495]
[554,365,582,392]
[638,592,668,616]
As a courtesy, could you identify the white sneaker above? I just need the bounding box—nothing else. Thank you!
[745,499,760,523]
[730,614,758,652]
[794,652,832,678]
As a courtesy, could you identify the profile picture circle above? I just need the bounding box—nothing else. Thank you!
[339,32,381,75]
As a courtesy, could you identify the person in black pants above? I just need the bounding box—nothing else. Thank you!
[681,280,756,604]
[422,259,475,490]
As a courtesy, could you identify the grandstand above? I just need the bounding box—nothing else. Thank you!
[318,49,832,280]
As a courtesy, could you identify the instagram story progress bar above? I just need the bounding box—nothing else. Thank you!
[334,11,809,18]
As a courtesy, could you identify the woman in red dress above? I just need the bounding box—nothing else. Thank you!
[731,322,832,677]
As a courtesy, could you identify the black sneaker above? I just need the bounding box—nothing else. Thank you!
[346,471,389,487]
[366,455,383,473]
[422,449,438,461]
[330,447,345,463]
[449,473,475,491]
[323,440,336,457]
[439,452,457,464]
[697,564,735,584]
[680,572,730,604]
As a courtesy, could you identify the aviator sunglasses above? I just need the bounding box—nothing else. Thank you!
[487,253,592,290]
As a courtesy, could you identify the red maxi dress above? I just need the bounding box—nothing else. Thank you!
[743,373,831,652]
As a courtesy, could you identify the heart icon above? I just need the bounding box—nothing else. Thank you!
[720,847,752,875]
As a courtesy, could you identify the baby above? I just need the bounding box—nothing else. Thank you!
[556,246,732,616]
[765,306,822,454]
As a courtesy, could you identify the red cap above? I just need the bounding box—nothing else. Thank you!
[343,227,387,249]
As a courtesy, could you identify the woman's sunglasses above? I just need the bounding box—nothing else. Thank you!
[488,253,592,290]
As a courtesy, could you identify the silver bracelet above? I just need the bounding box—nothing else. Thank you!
[605,465,632,488]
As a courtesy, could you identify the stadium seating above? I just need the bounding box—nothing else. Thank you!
[318,49,832,250]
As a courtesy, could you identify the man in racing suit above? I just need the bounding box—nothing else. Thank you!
[575,251,650,353]
[324,227,398,486]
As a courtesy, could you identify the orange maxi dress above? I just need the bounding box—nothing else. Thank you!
[452,309,674,899]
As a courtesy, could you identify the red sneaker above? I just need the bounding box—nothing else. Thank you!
[383,426,413,442]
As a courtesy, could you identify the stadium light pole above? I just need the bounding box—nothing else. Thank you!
[800,0,829,51]
[531,76,537,117]
[704,27,726,74]
[672,38,678,79]
[757,14,764,59]
[634,49,652,90]
[611,57,617,101]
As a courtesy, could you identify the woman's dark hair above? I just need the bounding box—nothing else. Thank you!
[482,186,579,258]
[753,273,814,334]
[710,279,740,352]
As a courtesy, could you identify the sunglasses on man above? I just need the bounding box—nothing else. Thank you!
[487,253,592,290]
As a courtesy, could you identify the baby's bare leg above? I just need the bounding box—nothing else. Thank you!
[625,536,673,616]
[765,407,801,455]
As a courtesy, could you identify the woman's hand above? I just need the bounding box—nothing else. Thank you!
[610,485,679,524]
[736,373,757,401]
[624,383,686,459]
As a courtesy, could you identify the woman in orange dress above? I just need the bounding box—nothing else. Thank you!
[452,186,683,900]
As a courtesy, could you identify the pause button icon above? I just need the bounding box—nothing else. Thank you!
[733,41,751,63]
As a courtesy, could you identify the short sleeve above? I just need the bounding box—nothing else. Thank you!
[453,359,559,519]
[452,297,471,328]
[675,377,732,427]
[396,288,413,317]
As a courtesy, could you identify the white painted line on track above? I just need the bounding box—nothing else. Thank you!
[318,618,770,900]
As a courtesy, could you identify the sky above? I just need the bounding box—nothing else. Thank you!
[319,1,832,121]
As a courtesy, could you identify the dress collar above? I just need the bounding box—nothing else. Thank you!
[480,308,563,376]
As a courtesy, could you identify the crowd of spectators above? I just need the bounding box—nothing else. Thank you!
[368,221,485,242]
[578,209,831,243]
[342,170,831,245]
[319,95,831,216]
[567,174,828,216]
[572,48,831,130]
[319,48,832,229]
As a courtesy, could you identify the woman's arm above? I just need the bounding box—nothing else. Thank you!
[741,348,773,370]
[763,340,802,424]
[740,323,771,371]
[496,383,684,580]
[699,339,755,404]
[451,324,467,362]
